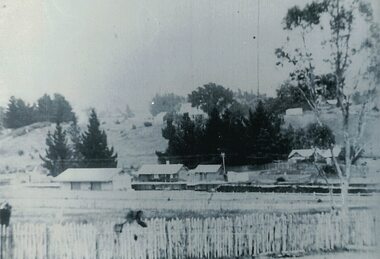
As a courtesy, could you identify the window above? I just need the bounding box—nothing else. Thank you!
[91,182,101,191]
[71,182,81,190]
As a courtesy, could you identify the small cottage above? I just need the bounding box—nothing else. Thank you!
[136,164,185,182]
[190,164,224,182]
[285,108,303,116]
[179,103,207,120]
[288,149,314,162]
[227,171,250,183]
[54,168,131,191]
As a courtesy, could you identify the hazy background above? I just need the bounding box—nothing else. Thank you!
[0,0,379,117]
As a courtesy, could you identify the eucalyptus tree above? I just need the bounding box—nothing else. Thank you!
[276,0,380,209]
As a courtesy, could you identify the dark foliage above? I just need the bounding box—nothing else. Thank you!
[188,83,234,116]
[40,123,72,176]
[4,94,75,128]
[149,93,185,116]
[79,109,118,168]
[157,99,289,166]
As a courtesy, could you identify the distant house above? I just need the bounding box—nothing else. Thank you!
[227,171,250,183]
[54,168,131,191]
[154,112,167,123]
[179,103,207,120]
[189,164,224,182]
[285,108,303,116]
[288,146,342,165]
[288,149,314,162]
[136,164,185,182]
[315,146,342,165]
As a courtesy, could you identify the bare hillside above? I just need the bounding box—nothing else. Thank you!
[284,107,380,156]
[0,113,167,173]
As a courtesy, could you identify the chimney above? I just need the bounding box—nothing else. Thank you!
[166,160,170,165]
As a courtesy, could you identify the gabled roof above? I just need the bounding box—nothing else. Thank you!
[288,149,314,159]
[54,168,122,182]
[193,164,222,173]
[316,146,341,158]
[288,146,342,159]
[137,164,184,175]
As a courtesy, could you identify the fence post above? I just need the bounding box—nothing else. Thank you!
[95,234,99,259]
[45,225,48,259]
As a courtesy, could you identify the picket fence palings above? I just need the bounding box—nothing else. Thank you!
[0,210,377,259]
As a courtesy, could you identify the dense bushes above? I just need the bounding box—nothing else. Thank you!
[4,94,75,129]
[157,100,292,167]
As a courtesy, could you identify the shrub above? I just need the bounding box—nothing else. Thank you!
[17,150,24,156]
[322,165,337,175]
[276,177,286,183]
[132,124,136,130]
[144,122,153,127]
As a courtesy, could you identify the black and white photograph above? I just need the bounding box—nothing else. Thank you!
[0,0,379,258]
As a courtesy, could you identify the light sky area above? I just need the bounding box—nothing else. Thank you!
[0,0,379,116]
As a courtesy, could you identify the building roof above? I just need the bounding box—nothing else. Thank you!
[193,164,222,173]
[316,146,341,158]
[137,164,184,175]
[179,103,207,117]
[288,149,314,159]
[288,146,342,159]
[54,168,123,182]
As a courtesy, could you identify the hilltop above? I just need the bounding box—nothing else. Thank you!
[284,106,380,156]
[0,111,167,174]
[0,105,379,175]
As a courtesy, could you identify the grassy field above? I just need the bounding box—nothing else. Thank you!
[1,185,379,224]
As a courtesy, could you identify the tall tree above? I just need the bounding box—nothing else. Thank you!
[188,83,234,116]
[80,109,117,168]
[67,116,83,167]
[149,93,185,116]
[36,94,53,122]
[40,123,72,177]
[4,96,35,128]
[276,0,380,210]
[52,93,75,123]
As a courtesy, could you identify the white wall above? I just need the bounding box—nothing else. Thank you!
[113,175,131,190]
[61,182,71,190]
[101,182,113,191]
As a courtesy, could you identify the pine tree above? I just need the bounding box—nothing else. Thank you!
[4,96,35,128]
[247,101,276,164]
[40,123,72,176]
[67,116,83,167]
[80,109,117,168]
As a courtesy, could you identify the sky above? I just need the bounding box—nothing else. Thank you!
[0,0,379,117]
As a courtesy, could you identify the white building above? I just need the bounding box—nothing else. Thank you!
[136,164,186,182]
[285,108,303,116]
[54,168,131,191]
[189,164,224,182]
[179,103,207,120]
[227,171,250,183]
[288,149,315,162]
[288,146,342,165]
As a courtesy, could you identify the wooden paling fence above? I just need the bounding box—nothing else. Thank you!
[0,210,378,259]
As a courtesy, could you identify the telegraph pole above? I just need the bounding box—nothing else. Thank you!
[221,152,226,175]
[256,0,260,97]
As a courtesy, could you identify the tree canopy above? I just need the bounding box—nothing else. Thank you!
[188,83,234,116]
[40,123,72,177]
[79,109,118,168]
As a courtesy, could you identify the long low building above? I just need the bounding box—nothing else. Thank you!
[136,164,186,182]
[54,168,131,191]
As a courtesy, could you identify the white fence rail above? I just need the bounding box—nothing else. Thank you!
[0,210,378,259]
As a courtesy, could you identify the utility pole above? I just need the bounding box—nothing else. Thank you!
[256,0,260,97]
[221,152,226,176]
